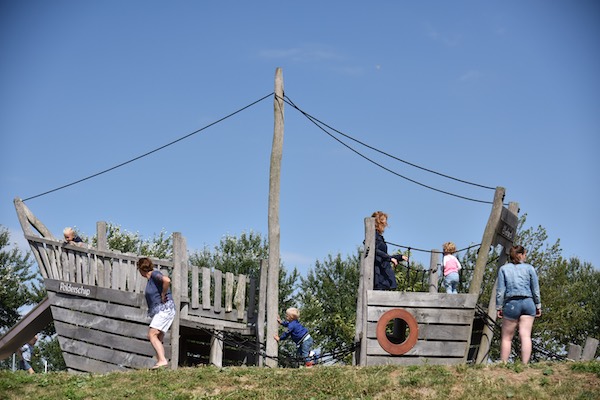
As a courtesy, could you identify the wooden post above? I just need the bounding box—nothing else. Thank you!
[170,232,185,370]
[257,259,268,367]
[469,187,505,295]
[210,325,224,368]
[265,67,284,368]
[96,221,107,251]
[355,217,375,366]
[429,249,440,293]
[567,344,582,361]
[476,202,519,364]
[581,337,599,361]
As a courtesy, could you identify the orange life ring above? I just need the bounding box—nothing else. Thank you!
[376,308,419,355]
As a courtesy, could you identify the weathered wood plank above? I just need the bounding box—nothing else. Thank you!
[103,258,111,289]
[366,307,475,325]
[32,242,52,279]
[47,292,147,323]
[62,352,129,373]
[225,272,234,312]
[52,308,151,341]
[45,279,144,307]
[234,274,246,320]
[186,307,248,324]
[367,291,478,308]
[58,337,154,370]
[191,264,199,309]
[180,315,253,335]
[366,355,465,366]
[202,267,211,310]
[366,338,467,357]
[366,322,471,341]
[54,321,161,357]
[214,269,223,313]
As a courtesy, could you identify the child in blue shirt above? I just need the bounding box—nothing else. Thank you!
[274,307,314,367]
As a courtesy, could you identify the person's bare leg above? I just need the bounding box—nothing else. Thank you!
[148,328,168,367]
[500,318,518,362]
[518,316,535,364]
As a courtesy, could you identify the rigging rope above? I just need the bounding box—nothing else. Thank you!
[23,92,274,201]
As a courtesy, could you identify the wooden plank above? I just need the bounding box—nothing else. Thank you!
[367,291,478,309]
[225,272,234,312]
[95,254,105,288]
[103,259,111,290]
[191,264,199,309]
[52,308,152,341]
[111,258,120,290]
[367,307,475,325]
[581,337,599,361]
[367,355,465,366]
[47,292,147,323]
[54,321,159,357]
[58,337,154,370]
[45,279,144,307]
[366,322,471,341]
[32,242,51,279]
[62,352,129,373]
[234,274,246,320]
[202,267,211,310]
[366,338,467,357]
[247,276,256,318]
[209,324,224,367]
[180,315,253,335]
[186,306,247,323]
[214,269,223,313]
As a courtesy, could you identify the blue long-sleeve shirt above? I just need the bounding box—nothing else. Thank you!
[496,262,541,310]
[279,319,309,344]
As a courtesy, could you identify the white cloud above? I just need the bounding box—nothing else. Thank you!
[258,44,341,63]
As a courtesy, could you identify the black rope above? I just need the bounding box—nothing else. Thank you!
[23,92,274,201]
[282,95,499,205]
[281,94,496,191]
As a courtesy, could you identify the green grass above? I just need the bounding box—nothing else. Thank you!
[0,361,598,400]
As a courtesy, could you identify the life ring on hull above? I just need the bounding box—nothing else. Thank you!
[376,308,419,355]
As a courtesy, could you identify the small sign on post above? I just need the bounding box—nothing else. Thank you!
[492,206,518,248]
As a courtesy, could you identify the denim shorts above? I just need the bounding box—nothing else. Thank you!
[503,297,536,320]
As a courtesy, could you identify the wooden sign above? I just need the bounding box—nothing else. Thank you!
[493,207,518,248]
[47,279,98,299]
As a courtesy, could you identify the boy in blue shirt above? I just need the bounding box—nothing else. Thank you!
[274,307,314,367]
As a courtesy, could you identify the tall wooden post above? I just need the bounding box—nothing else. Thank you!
[476,202,519,364]
[265,67,284,367]
[171,232,185,370]
[469,187,505,295]
[354,217,375,366]
[96,221,107,251]
[429,249,440,293]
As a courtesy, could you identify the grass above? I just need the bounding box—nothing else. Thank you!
[0,361,598,400]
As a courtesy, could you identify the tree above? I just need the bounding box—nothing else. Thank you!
[0,225,44,331]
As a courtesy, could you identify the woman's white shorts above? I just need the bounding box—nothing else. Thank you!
[149,307,176,333]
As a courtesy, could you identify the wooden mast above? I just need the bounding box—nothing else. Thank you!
[265,67,284,367]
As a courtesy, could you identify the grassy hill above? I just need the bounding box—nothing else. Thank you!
[1,361,598,400]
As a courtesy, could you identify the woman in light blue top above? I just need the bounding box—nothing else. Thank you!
[496,245,542,364]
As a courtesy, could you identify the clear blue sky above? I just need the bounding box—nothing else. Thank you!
[1,1,598,277]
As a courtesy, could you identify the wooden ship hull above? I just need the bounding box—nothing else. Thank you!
[4,199,263,373]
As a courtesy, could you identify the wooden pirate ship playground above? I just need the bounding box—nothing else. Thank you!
[0,186,529,372]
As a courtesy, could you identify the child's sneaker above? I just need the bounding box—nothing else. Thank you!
[305,361,314,368]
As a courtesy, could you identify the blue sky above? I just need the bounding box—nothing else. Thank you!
[1,1,598,277]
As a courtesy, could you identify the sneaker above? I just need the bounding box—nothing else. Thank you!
[305,361,314,368]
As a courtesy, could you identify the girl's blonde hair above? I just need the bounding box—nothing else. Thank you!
[285,307,300,320]
[443,242,457,254]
